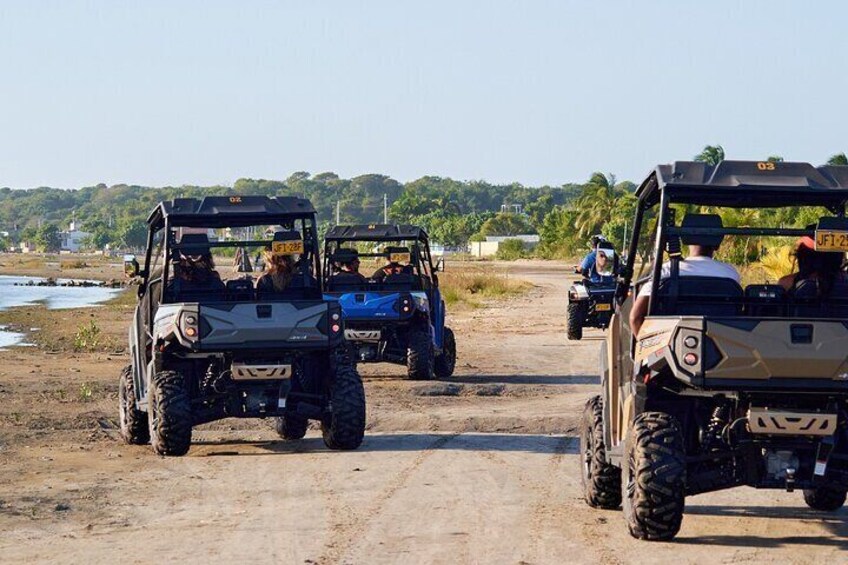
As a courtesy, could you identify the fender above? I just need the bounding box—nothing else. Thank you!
[569,283,590,303]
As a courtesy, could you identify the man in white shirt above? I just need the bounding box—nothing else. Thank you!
[629,215,740,336]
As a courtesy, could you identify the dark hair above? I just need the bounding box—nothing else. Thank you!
[794,245,844,296]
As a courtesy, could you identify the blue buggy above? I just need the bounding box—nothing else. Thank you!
[323,225,456,380]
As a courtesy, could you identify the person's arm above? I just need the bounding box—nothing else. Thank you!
[630,295,649,338]
[580,252,595,275]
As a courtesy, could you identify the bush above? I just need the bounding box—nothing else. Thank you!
[61,259,89,270]
[73,321,101,351]
[439,267,532,308]
[495,239,526,261]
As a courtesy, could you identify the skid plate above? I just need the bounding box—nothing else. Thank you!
[231,363,292,381]
[747,407,837,436]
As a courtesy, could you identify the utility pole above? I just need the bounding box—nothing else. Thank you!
[336,201,340,225]
[622,221,628,253]
[383,193,388,223]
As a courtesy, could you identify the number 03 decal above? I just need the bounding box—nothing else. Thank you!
[757,162,776,171]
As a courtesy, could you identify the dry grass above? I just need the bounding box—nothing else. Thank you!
[439,267,532,308]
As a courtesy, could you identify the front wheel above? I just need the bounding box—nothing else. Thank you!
[623,412,686,541]
[567,301,586,340]
[803,487,847,511]
[118,365,149,445]
[148,370,193,457]
[434,327,457,379]
[407,328,434,380]
[322,349,366,450]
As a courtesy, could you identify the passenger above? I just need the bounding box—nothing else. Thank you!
[629,233,740,337]
[778,236,847,295]
[168,251,225,297]
[333,249,368,285]
[372,249,412,283]
[256,247,297,294]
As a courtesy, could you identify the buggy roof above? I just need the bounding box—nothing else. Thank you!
[147,196,316,229]
[324,224,429,242]
[637,161,848,210]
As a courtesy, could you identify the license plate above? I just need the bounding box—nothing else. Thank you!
[272,240,305,255]
[596,303,611,311]
[815,230,848,252]
[389,252,411,263]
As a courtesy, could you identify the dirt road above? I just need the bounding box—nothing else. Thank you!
[1,262,845,564]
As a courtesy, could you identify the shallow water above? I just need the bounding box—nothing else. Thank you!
[0,275,121,348]
[0,275,120,311]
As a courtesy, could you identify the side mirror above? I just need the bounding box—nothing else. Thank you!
[123,254,140,278]
[434,256,445,272]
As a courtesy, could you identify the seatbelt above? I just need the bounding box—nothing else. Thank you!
[666,211,682,313]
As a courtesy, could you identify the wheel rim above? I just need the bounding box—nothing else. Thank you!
[626,448,636,500]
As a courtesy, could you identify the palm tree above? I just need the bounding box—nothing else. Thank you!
[827,153,848,166]
[573,172,623,237]
[694,145,725,165]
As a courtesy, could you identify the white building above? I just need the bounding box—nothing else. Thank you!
[60,221,91,252]
[470,234,540,258]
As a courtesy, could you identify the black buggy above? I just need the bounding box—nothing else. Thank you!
[567,240,619,340]
[119,196,366,456]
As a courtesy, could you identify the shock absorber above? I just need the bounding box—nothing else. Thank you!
[706,404,731,448]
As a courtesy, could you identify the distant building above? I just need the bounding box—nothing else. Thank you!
[60,221,91,253]
[470,234,540,258]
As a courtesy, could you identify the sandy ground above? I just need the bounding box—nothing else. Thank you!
[0,260,846,564]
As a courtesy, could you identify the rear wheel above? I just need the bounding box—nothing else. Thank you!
[580,395,621,509]
[407,328,434,380]
[434,327,457,379]
[275,415,308,440]
[118,365,149,445]
[567,301,585,340]
[148,370,192,457]
[803,487,847,511]
[322,349,366,450]
[623,412,686,541]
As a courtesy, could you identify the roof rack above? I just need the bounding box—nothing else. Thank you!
[147,196,316,229]
[636,160,848,210]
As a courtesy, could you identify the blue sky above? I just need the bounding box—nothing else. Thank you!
[0,1,845,188]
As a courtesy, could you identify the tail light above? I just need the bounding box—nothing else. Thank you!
[179,311,200,342]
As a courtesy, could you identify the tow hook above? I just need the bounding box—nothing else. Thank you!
[785,468,796,492]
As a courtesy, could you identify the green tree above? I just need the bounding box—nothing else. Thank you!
[35,223,61,252]
[477,213,535,237]
[573,173,624,237]
[827,153,848,166]
[694,145,725,165]
[767,155,784,163]
[118,219,148,250]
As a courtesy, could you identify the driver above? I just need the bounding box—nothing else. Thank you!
[579,235,608,277]
[169,250,225,297]
[591,248,617,284]
[332,248,368,285]
[579,235,617,283]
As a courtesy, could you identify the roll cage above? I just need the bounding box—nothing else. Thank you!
[322,224,438,292]
[619,160,848,316]
[138,196,322,321]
